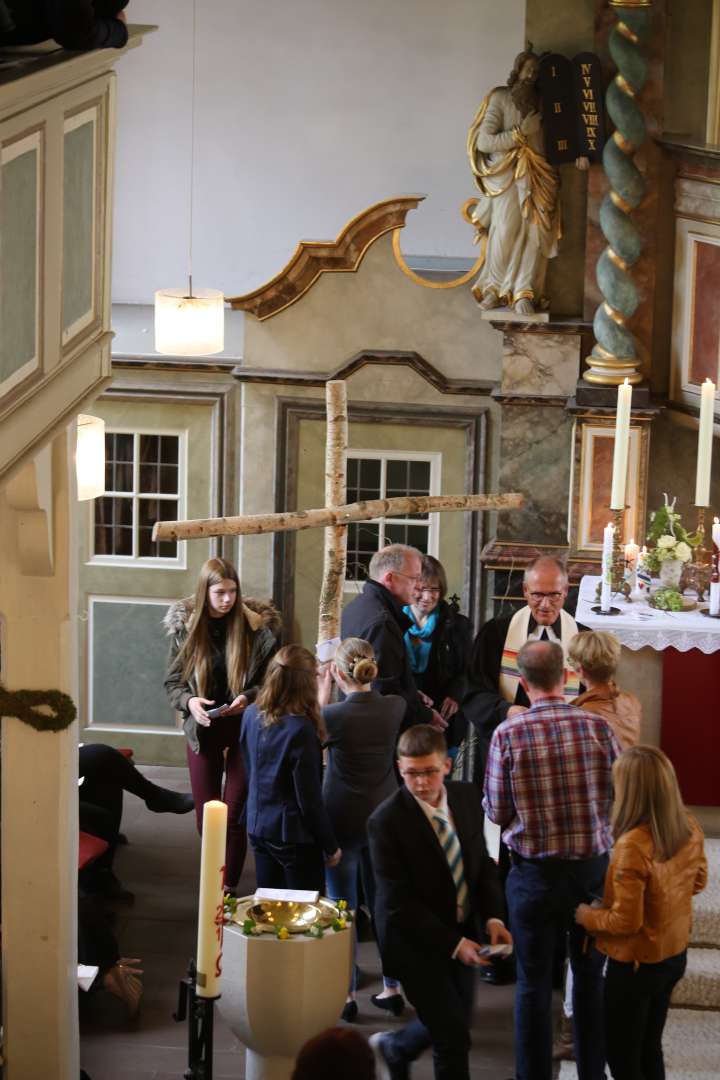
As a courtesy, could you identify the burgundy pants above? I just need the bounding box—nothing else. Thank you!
[186,715,248,888]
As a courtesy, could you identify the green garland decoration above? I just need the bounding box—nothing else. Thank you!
[0,686,77,732]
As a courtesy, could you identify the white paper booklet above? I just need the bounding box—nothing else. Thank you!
[77,964,99,991]
[254,888,319,903]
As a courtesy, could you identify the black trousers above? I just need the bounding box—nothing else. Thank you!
[384,955,475,1080]
[249,835,325,894]
[604,951,686,1080]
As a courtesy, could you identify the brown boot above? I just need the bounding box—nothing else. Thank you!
[552,1013,574,1061]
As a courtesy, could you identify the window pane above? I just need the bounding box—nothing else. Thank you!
[347,457,358,488]
[346,522,380,581]
[359,458,381,491]
[113,433,133,462]
[409,460,431,492]
[139,462,159,493]
[385,522,429,553]
[386,459,408,494]
[139,434,160,465]
[104,433,133,492]
[138,498,178,558]
[159,436,178,465]
[158,463,178,494]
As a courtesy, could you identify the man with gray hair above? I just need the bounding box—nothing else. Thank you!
[464,555,585,771]
[341,544,446,732]
[484,639,618,1080]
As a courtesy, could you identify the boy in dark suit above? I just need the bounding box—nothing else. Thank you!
[367,725,512,1080]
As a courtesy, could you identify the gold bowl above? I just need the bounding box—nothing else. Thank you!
[231,897,341,934]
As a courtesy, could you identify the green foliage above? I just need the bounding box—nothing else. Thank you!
[649,588,683,611]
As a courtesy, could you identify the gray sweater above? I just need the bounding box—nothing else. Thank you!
[322,689,404,847]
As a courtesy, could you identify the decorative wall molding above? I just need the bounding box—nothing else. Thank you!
[226,196,424,320]
[233,349,494,396]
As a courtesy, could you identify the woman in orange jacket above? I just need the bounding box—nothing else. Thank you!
[576,746,707,1080]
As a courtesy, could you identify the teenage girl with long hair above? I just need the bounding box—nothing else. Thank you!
[164,557,279,891]
[241,644,341,893]
[576,746,707,1080]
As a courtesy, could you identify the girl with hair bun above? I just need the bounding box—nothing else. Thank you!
[319,638,406,1021]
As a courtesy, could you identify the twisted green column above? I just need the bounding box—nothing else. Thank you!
[585,0,653,387]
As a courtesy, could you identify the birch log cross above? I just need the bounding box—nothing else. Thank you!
[151,380,524,653]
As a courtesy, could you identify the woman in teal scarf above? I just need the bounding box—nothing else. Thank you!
[402,555,473,753]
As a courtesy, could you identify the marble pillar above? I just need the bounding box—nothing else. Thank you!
[482,321,591,612]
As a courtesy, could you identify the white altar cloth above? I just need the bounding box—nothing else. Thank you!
[577,575,720,655]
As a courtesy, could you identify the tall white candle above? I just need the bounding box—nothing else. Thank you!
[712,516,720,551]
[196,800,228,999]
[695,378,716,506]
[610,379,632,510]
[601,521,614,612]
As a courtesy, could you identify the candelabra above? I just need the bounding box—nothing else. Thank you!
[683,506,712,601]
[174,961,218,1080]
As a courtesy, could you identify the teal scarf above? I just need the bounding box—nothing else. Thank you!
[403,607,438,674]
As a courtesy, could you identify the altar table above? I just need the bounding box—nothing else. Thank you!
[577,576,720,806]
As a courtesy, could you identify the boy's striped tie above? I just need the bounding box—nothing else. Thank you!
[433,814,469,921]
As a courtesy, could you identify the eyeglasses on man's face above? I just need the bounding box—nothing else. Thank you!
[528,591,564,602]
[393,571,422,584]
[399,767,444,779]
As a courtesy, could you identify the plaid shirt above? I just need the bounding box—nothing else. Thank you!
[483,698,620,859]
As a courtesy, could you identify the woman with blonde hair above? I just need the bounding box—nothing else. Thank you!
[568,630,641,750]
[319,637,405,1020]
[164,557,279,891]
[576,746,707,1080]
[241,645,341,892]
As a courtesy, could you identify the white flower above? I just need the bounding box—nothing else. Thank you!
[675,542,692,562]
[657,535,675,549]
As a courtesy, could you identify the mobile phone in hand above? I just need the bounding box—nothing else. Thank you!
[205,705,228,719]
[478,943,513,959]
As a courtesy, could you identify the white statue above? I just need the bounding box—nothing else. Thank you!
[466,47,562,316]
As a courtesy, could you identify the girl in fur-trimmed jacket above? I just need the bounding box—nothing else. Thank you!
[164,557,280,890]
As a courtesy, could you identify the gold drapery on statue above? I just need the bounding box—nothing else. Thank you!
[465,90,561,309]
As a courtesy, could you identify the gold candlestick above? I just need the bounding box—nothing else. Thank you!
[612,507,630,596]
[682,506,712,600]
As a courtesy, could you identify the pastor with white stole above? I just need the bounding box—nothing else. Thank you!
[464,556,584,776]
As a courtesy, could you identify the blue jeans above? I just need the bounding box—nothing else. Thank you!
[325,842,397,992]
[506,853,608,1080]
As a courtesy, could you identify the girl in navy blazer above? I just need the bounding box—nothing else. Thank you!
[241,644,341,893]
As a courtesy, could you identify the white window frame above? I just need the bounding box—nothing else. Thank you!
[343,449,441,593]
[88,428,188,569]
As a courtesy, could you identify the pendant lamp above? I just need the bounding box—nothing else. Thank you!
[154,0,224,356]
[76,414,105,501]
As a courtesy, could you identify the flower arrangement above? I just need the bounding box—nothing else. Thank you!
[644,495,698,575]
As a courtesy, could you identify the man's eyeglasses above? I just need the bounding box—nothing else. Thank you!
[528,591,564,602]
[400,767,444,779]
[393,571,422,584]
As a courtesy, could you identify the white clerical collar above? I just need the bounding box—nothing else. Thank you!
[526,622,561,644]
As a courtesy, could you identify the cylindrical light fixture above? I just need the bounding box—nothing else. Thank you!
[76,414,105,501]
[154,287,225,356]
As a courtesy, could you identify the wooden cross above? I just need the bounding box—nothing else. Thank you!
[152,382,523,648]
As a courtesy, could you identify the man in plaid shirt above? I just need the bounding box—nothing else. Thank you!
[484,639,619,1080]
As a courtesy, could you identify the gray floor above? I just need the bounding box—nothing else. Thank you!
[80,766,518,1079]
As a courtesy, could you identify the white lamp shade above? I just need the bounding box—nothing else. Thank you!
[154,287,225,356]
[76,414,105,501]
